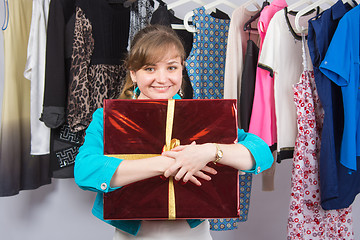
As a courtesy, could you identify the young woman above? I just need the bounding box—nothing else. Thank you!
[74,25,273,239]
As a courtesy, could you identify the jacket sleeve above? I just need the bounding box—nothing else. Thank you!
[42,0,75,128]
[74,108,123,193]
[237,128,273,174]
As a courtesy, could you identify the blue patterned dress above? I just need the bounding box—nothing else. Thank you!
[185,6,253,231]
[186,7,228,99]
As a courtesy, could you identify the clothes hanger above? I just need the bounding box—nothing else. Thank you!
[2,0,9,31]
[241,0,262,11]
[243,0,270,31]
[167,0,206,10]
[342,0,356,7]
[287,0,314,11]
[167,0,206,30]
[155,0,166,6]
[183,0,238,32]
[294,0,335,33]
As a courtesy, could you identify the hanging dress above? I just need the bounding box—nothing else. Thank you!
[249,0,287,192]
[186,6,229,99]
[249,0,287,147]
[0,0,51,196]
[287,34,353,239]
[186,6,252,231]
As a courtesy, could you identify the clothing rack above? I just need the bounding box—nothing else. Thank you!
[167,0,206,30]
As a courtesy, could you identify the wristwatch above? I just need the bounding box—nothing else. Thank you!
[213,143,223,164]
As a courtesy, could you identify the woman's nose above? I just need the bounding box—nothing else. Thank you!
[155,69,167,83]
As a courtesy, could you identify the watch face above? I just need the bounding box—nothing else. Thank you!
[218,150,223,158]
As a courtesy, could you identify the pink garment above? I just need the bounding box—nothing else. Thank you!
[248,0,287,146]
[287,69,353,239]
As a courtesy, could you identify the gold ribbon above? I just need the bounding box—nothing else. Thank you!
[164,138,180,220]
[107,99,178,220]
[163,100,177,220]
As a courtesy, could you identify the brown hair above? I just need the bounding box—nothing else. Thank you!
[119,25,186,99]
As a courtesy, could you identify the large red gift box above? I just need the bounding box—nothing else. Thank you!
[103,99,239,220]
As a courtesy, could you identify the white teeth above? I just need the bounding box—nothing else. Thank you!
[153,86,169,89]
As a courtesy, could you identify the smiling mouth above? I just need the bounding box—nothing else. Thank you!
[152,86,172,90]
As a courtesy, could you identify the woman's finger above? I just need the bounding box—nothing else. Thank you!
[189,176,201,186]
[193,171,211,181]
[201,166,217,175]
[174,167,188,182]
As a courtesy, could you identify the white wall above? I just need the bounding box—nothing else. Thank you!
[1,0,360,239]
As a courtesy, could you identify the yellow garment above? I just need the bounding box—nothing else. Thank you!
[0,0,50,196]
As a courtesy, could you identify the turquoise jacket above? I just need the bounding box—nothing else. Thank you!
[74,103,273,236]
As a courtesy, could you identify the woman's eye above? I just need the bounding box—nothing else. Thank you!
[168,66,177,71]
[144,67,154,72]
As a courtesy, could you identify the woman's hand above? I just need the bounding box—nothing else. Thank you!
[162,141,217,186]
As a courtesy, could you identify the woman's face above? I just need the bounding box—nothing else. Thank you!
[130,50,183,100]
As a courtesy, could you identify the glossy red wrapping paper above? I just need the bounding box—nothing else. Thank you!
[103,99,239,220]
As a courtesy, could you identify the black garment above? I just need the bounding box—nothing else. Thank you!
[150,5,195,57]
[42,0,130,177]
[49,124,85,178]
[239,40,259,132]
[42,0,76,128]
[210,8,231,20]
[76,0,130,66]
[41,0,83,178]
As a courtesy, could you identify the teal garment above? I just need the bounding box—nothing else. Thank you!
[74,104,273,236]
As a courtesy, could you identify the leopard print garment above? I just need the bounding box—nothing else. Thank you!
[67,7,126,132]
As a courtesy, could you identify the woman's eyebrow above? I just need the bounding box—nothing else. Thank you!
[167,60,181,64]
[142,63,156,67]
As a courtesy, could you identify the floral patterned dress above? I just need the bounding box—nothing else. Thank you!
[287,36,353,239]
